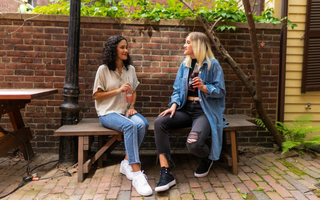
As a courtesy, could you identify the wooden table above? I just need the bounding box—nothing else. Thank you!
[0,89,58,159]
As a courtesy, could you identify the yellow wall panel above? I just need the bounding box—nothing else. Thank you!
[285,80,301,87]
[288,6,307,14]
[284,113,320,121]
[286,55,303,63]
[286,63,303,71]
[285,104,320,113]
[287,47,304,55]
[286,71,302,79]
[285,88,302,95]
[285,96,320,104]
[283,0,320,135]
[287,31,306,39]
[288,0,307,6]
[287,14,306,23]
[286,39,304,47]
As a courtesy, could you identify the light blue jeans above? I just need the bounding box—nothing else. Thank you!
[99,112,149,165]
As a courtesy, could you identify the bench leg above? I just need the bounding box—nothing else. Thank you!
[230,130,238,174]
[98,135,103,168]
[78,136,84,182]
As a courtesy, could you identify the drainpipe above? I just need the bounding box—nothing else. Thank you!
[278,0,288,123]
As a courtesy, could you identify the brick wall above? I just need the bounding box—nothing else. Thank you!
[0,0,21,12]
[0,14,281,152]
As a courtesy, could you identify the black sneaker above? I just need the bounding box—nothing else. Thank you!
[155,167,176,192]
[194,159,213,177]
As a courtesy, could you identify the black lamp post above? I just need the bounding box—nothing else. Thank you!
[59,0,81,164]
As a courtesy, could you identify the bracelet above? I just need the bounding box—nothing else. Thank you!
[130,104,135,108]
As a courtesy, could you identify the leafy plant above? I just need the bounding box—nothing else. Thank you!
[256,115,320,154]
[196,0,246,31]
[123,0,194,21]
[254,8,298,29]
[32,0,127,18]
[31,0,297,31]
[237,188,247,199]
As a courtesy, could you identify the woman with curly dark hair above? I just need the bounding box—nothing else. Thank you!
[93,35,152,196]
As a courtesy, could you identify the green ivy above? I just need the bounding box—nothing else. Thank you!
[32,0,127,18]
[196,0,246,31]
[31,0,297,30]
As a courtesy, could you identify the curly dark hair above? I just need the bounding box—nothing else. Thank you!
[102,35,132,71]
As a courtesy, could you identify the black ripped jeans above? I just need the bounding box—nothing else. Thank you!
[154,100,211,168]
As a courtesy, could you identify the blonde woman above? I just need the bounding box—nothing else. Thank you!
[154,32,226,192]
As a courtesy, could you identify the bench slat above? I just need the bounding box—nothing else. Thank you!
[54,118,122,136]
[54,114,256,136]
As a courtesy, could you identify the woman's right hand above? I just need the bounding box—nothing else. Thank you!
[158,104,177,118]
[118,82,131,93]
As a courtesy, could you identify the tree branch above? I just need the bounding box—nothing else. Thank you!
[211,17,222,32]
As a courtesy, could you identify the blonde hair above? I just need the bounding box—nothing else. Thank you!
[184,32,215,70]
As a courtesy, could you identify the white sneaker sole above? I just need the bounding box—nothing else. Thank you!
[134,187,153,196]
[194,161,213,178]
[120,165,133,180]
[155,179,176,192]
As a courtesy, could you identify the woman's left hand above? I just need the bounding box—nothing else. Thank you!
[126,108,137,118]
[193,77,204,90]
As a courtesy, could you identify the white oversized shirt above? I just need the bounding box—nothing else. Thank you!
[93,64,140,116]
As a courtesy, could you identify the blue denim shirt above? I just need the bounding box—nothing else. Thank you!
[169,58,226,160]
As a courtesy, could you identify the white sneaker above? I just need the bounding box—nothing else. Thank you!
[120,160,133,180]
[132,172,153,196]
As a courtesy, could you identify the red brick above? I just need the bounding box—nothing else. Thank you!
[143,43,161,49]
[215,187,230,199]
[269,183,293,198]
[12,32,32,39]
[4,38,23,44]
[0,44,15,52]
[45,40,64,46]
[243,180,259,191]
[53,34,68,40]
[13,45,33,51]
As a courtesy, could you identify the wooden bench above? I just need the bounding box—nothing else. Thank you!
[54,114,257,182]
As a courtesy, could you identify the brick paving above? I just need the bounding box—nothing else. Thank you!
[0,151,320,200]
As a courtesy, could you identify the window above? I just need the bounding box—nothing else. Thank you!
[301,0,320,93]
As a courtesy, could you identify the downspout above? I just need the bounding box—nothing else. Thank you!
[278,0,288,122]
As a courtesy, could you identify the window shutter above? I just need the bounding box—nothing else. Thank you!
[301,0,320,93]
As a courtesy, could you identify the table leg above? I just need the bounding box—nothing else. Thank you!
[8,109,34,160]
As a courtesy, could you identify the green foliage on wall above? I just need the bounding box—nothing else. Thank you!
[31,0,297,30]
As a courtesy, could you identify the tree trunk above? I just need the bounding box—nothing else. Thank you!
[242,0,284,145]
[180,0,284,147]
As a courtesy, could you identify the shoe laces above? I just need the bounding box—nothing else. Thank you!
[159,167,169,182]
[134,171,148,187]
[122,161,133,172]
